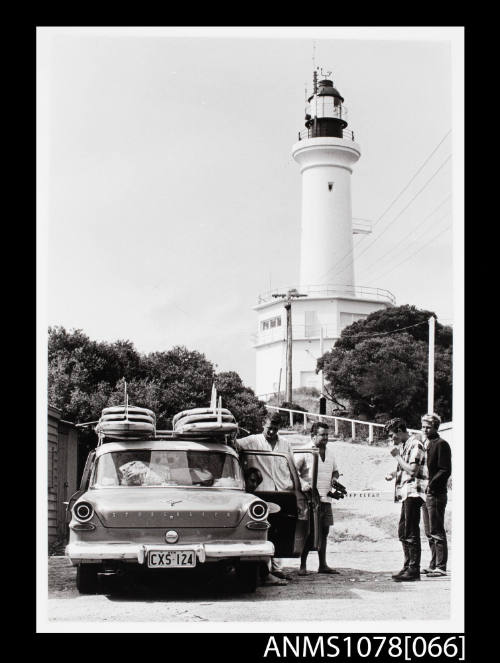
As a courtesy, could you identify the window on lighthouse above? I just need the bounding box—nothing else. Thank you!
[305,311,320,338]
[261,316,282,332]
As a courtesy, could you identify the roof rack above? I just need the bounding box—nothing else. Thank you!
[82,383,238,445]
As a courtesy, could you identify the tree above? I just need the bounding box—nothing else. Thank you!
[318,306,453,428]
[214,371,268,434]
[48,326,144,424]
[47,327,266,432]
[140,347,216,428]
[333,305,452,351]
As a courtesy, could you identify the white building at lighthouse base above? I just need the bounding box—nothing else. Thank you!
[253,285,395,400]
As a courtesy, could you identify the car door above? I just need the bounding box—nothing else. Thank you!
[239,450,310,557]
[65,450,96,521]
[292,448,321,551]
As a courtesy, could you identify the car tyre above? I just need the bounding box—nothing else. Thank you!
[236,561,259,593]
[76,564,99,594]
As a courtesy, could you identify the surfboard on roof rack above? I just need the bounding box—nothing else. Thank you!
[175,420,238,435]
[172,407,233,428]
[94,383,157,442]
[95,405,156,440]
[91,382,238,443]
[172,386,238,438]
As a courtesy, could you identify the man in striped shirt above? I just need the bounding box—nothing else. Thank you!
[296,421,340,576]
[384,417,428,582]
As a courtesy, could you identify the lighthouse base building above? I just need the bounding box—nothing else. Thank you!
[254,287,394,399]
[254,70,395,399]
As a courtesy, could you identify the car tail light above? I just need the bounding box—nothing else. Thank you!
[249,500,268,521]
[74,501,94,523]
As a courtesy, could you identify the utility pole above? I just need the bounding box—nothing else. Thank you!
[272,289,308,402]
[319,326,326,416]
[428,315,436,413]
[319,325,325,395]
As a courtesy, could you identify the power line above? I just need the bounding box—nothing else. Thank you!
[316,131,452,284]
[341,320,428,340]
[368,223,452,283]
[324,153,452,281]
[340,154,451,276]
[368,130,451,232]
[362,209,450,282]
[357,194,451,279]
[357,196,451,281]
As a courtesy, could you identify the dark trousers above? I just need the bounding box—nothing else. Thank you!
[422,493,448,571]
[398,497,424,571]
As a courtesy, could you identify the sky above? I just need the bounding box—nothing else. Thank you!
[38,27,463,390]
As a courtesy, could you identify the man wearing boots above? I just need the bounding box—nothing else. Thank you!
[420,413,452,577]
[384,418,428,582]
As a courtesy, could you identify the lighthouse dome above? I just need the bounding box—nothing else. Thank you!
[317,79,344,103]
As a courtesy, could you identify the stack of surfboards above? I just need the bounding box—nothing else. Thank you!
[172,407,238,436]
[95,405,156,440]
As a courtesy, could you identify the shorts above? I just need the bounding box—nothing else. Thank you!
[320,501,334,528]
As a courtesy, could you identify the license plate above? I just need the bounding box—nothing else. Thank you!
[148,550,196,568]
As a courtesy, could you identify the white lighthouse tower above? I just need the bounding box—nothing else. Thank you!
[294,71,359,289]
[253,68,395,400]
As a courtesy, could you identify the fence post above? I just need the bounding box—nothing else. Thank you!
[334,418,339,436]
[289,411,293,427]
[351,421,356,440]
[303,412,307,428]
[368,424,373,445]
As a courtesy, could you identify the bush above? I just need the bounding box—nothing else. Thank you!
[278,401,307,427]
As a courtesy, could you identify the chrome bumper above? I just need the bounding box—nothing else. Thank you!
[66,540,274,565]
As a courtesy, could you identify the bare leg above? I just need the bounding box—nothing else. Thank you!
[318,526,339,573]
[299,542,310,575]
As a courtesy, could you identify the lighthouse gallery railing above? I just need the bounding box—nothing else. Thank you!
[257,284,396,305]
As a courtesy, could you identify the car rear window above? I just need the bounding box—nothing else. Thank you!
[91,449,244,489]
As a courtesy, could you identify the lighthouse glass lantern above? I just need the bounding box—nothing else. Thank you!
[305,77,348,139]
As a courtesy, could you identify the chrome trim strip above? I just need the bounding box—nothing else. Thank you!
[203,541,274,558]
[65,540,274,564]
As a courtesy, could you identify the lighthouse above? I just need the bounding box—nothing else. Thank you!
[253,68,395,400]
[293,71,359,289]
